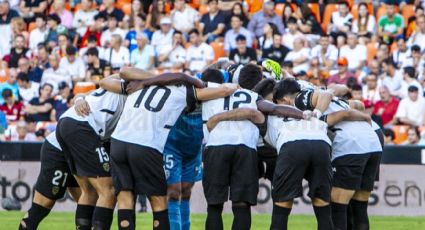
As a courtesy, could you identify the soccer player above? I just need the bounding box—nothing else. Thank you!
[19,132,80,230]
[56,71,153,230]
[280,78,382,230]
[110,70,239,230]
[201,64,310,230]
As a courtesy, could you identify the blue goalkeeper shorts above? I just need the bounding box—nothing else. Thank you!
[164,112,203,184]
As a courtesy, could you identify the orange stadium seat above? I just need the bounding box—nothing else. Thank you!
[210,41,226,61]
[122,3,132,15]
[275,3,285,17]
[322,4,338,32]
[245,0,263,14]
[28,22,37,32]
[308,3,321,23]
[199,5,209,15]
[392,125,409,145]
[367,43,378,63]
[402,4,415,27]
[188,0,200,10]
[73,82,96,94]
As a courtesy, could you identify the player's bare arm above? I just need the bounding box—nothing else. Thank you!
[257,100,304,119]
[126,73,206,94]
[195,84,239,101]
[119,66,155,81]
[348,100,366,111]
[206,108,265,132]
[327,84,350,97]
[310,90,333,117]
[324,109,372,127]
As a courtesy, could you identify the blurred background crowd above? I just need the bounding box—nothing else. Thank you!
[0,0,424,146]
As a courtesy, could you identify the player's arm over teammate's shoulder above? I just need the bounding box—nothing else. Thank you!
[206,108,265,131]
[195,83,239,101]
[322,109,372,127]
[119,66,155,81]
[257,100,305,120]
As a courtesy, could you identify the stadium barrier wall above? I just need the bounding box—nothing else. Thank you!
[1,143,425,215]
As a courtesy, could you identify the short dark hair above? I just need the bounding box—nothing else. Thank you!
[86,47,99,57]
[253,78,276,98]
[273,78,301,103]
[282,61,293,68]
[338,0,349,7]
[47,13,61,24]
[2,88,12,98]
[382,128,395,141]
[403,66,416,79]
[351,84,362,91]
[384,57,397,68]
[231,15,242,21]
[235,34,246,42]
[173,30,183,36]
[287,16,297,25]
[34,13,46,21]
[238,64,263,90]
[66,45,76,56]
[201,68,224,84]
[17,72,29,83]
[94,14,106,21]
[208,0,218,4]
[188,29,199,36]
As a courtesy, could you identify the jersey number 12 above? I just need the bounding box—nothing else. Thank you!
[223,91,252,110]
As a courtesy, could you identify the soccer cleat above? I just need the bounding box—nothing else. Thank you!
[262,59,282,80]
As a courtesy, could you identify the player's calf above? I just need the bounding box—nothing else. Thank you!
[117,191,135,230]
[149,195,169,230]
[232,202,251,230]
[270,201,293,230]
[180,182,194,230]
[331,187,356,230]
[19,191,54,230]
[206,203,224,230]
[89,177,116,230]
[312,198,333,230]
[350,191,372,230]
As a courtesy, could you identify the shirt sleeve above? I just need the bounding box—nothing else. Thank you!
[395,99,407,118]
[185,85,197,113]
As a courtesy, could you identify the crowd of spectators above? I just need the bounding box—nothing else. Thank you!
[0,0,424,146]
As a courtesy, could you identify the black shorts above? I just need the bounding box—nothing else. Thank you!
[202,145,258,205]
[272,140,332,203]
[257,145,277,181]
[34,141,79,200]
[332,152,382,191]
[110,138,167,196]
[56,118,110,177]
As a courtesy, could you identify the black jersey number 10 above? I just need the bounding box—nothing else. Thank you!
[133,86,171,112]
[223,91,252,110]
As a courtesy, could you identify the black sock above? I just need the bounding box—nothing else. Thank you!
[118,209,135,230]
[332,202,348,230]
[270,205,291,230]
[313,205,333,230]
[153,209,169,230]
[92,207,114,230]
[232,203,251,230]
[19,202,51,229]
[347,200,354,230]
[206,203,223,230]
[75,204,95,230]
[351,200,369,230]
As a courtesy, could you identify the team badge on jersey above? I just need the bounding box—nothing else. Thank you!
[52,186,59,195]
[103,163,110,172]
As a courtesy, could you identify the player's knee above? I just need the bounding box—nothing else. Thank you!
[353,190,371,201]
[167,187,181,201]
[232,202,249,208]
[312,198,329,207]
[181,187,192,201]
[149,196,168,212]
[117,191,134,209]
[331,187,355,204]
[274,201,293,209]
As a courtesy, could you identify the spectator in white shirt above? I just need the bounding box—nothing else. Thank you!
[395,85,425,126]
[11,121,37,142]
[41,54,72,93]
[59,45,87,82]
[151,17,174,56]
[72,0,98,37]
[352,2,376,40]
[403,45,425,73]
[103,34,130,72]
[339,32,367,72]
[130,33,154,70]
[282,17,305,50]
[224,15,253,52]
[284,38,310,74]
[185,29,214,73]
[393,36,411,68]
[16,72,39,104]
[171,0,199,33]
[158,30,187,69]
[362,73,381,105]
[397,66,423,99]
[380,57,404,96]
[328,1,353,39]
[29,14,49,52]
[407,15,425,52]
[310,34,338,70]
[100,15,126,47]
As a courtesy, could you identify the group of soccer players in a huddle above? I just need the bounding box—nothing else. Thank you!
[18,59,382,230]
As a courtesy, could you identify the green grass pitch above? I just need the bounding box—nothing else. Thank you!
[2,212,425,229]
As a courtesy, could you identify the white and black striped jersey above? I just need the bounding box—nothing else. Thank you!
[265,116,331,152]
[45,131,61,151]
[60,88,126,140]
[294,89,382,160]
[112,84,197,153]
[202,82,261,149]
